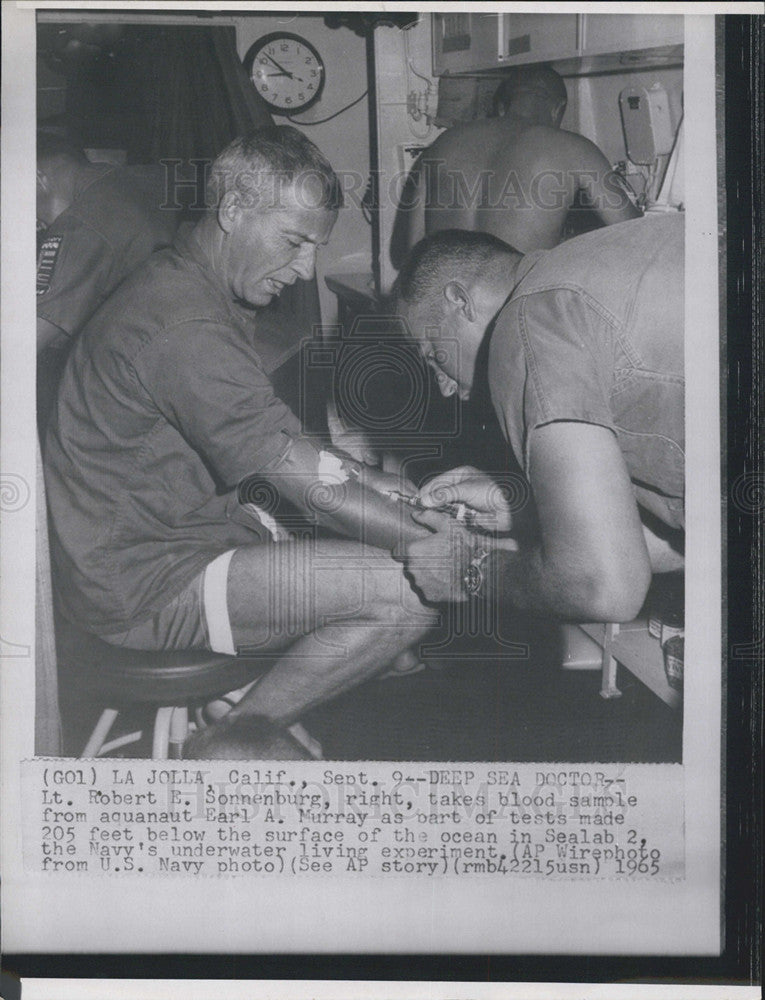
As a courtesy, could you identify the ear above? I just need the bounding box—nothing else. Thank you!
[36,168,50,193]
[217,190,241,235]
[552,101,567,127]
[443,280,475,321]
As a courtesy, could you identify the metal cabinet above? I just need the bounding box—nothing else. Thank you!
[432,12,684,76]
[499,13,579,67]
[581,14,684,56]
[432,13,501,76]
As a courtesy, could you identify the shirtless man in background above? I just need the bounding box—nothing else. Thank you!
[396,64,640,256]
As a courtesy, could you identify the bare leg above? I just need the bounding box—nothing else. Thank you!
[186,539,437,757]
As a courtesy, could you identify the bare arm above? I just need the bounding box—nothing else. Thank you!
[569,134,642,227]
[241,436,430,552]
[488,422,651,619]
[404,422,652,621]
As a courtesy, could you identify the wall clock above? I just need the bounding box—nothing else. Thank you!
[244,32,325,115]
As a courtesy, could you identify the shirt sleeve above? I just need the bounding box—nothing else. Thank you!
[489,287,616,475]
[139,319,303,488]
[36,222,113,337]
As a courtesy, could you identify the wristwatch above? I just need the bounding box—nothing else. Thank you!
[463,546,491,599]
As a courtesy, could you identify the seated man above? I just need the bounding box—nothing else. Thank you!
[394,217,684,622]
[45,126,436,758]
[36,127,181,353]
[36,126,181,429]
[393,65,641,261]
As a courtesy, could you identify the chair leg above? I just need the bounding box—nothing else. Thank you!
[168,706,189,759]
[152,706,174,758]
[288,722,323,760]
[82,708,120,758]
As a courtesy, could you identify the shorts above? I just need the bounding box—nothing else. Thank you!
[101,550,237,655]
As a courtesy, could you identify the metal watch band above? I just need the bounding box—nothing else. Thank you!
[463,546,491,598]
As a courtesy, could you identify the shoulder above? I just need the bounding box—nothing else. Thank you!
[552,128,612,167]
[70,165,175,245]
[84,249,234,351]
[426,119,491,154]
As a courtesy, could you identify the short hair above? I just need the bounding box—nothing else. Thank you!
[207,125,343,212]
[37,124,87,165]
[393,229,519,327]
[492,65,567,117]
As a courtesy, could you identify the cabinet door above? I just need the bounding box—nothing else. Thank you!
[432,13,500,75]
[499,13,579,66]
[583,14,684,55]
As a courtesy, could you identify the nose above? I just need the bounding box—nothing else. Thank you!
[292,244,317,280]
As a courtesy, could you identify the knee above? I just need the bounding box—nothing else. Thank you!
[373,586,439,631]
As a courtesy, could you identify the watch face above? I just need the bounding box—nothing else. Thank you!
[244,33,325,114]
[465,563,484,597]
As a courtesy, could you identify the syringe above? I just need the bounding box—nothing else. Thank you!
[384,489,479,528]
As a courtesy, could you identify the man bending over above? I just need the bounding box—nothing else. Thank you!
[395,217,684,621]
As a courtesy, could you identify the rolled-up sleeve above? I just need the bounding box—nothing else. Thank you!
[490,288,615,474]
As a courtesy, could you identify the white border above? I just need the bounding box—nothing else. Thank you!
[1,0,728,963]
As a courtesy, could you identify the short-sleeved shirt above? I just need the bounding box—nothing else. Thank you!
[489,214,684,529]
[37,163,180,338]
[45,224,304,635]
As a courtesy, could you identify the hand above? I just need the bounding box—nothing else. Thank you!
[418,466,516,533]
[402,508,475,603]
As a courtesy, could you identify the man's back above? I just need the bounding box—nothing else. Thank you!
[416,114,638,253]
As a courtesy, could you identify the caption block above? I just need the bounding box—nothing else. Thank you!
[21,761,684,879]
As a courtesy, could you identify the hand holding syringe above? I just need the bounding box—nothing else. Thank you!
[405,465,516,534]
[383,489,480,529]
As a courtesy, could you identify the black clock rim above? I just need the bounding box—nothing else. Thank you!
[243,32,326,115]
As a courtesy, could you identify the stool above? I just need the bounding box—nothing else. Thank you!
[56,619,291,759]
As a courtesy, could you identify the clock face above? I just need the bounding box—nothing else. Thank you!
[244,33,325,114]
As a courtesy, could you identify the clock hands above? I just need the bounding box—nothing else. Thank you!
[263,52,304,83]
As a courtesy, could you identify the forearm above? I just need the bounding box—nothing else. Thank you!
[484,539,648,623]
[241,457,430,552]
[311,481,431,550]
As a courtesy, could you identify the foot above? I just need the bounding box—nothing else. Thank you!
[183,714,312,760]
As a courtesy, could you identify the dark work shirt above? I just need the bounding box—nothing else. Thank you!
[45,224,304,635]
[489,214,685,529]
[37,163,180,338]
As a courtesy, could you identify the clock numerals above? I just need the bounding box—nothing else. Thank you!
[246,34,324,113]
